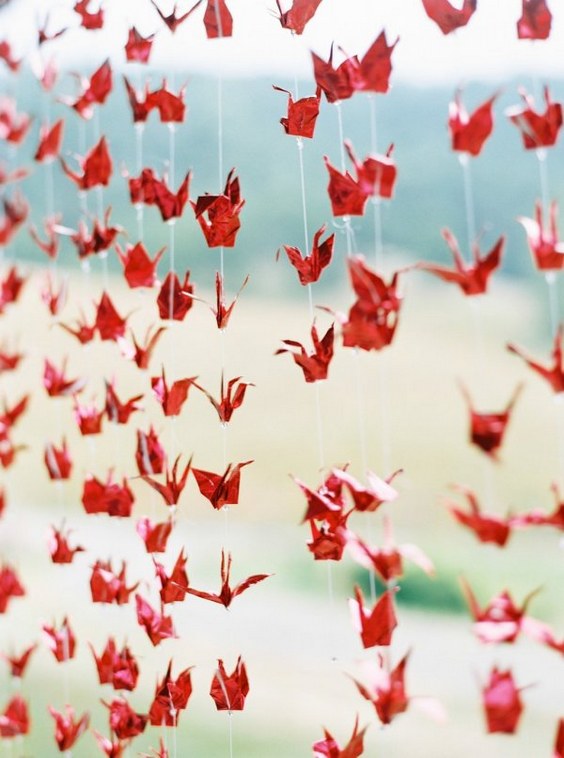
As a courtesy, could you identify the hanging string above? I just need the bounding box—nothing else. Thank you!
[459,153,497,507]
[228,711,233,758]
[213,9,237,753]
[334,100,370,482]
[296,136,325,470]
[535,146,560,335]
[135,123,145,241]
[533,141,564,480]
[459,154,477,250]
[368,96,384,269]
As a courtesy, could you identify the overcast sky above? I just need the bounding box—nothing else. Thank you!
[1,0,563,85]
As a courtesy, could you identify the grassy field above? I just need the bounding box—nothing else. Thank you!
[0,257,563,757]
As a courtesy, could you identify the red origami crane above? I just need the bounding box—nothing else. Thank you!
[120,326,166,370]
[482,667,525,734]
[151,368,198,416]
[421,0,477,34]
[0,194,29,247]
[511,482,564,530]
[0,162,26,186]
[2,644,37,678]
[30,216,62,259]
[192,168,244,247]
[324,154,369,216]
[149,661,193,726]
[307,508,352,561]
[280,224,334,285]
[104,380,143,424]
[62,59,112,119]
[135,426,166,475]
[204,272,248,329]
[348,516,434,582]
[312,32,398,103]
[349,30,399,96]
[273,85,321,139]
[34,56,58,91]
[48,523,85,564]
[0,345,23,373]
[0,266,26,311]
[341,256,402,351]
[417,229,504,295]
[197,0,233,37]
[332,468,401,513]
[518,614,564,655]
[294,468,346,522]
[42,617,76,662]
[506,86,562,150]
[125,27,155,63]
[94,732,129,757]
[135,594,176,646]
[91,637,139,691]
[82,472,135,517]
[508,326,564,393]
[154,549,188,603]
[349,585,398,648]
[517,0,552,40]
[34,119,64,162]
[140,455,192,507]
[460,383,522,460]
[61,136,113,190]
[555,720,564,758]
[0,41,21,73]
[210,656,249,711]
[104,698,147,740]
[0,564,25,613]
[0,437,26,470]
[44,438,73,480]
[95,292,128,341]
[518,200,564,271]
[157,270,194,321]
[41,274,68,316]
[90,560,138,605]
[0,696,29,738]
[0,394,29,431]
[123,78,153,123]
[38,14,67,45]
[192,460,253,509]
[128,168,191,222]
[446,485,513,546]
[345,139,397,200]
[313,717,367,758]
[186,550,270,608]
[137,517,173,553]
[63,207,123,260]
[150,0,197,32]
[276,323,334,382]
[276,0,322,34]
[353,651,410,725]
[43,358,86,397]
[196,374,254,423]
[74,0,104,29]
[73,397,104,435]
[461,580,540,643]
[147,80,186,123]
[49,706,89,751]
[43,274,68,315]
[449,90,497,156]
[116,242,164,288]
[0,98,31,144]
